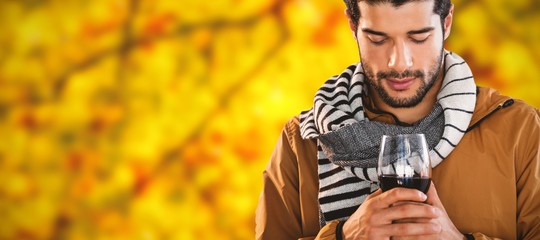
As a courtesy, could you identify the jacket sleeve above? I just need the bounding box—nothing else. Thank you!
[255,118,341,240]
[515,107,540,239]
[471,106,540,240]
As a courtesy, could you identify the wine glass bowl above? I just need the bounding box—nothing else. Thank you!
[377,134,432,194]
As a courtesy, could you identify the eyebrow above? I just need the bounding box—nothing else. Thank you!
[361,28,387,36]
[407,27,435,35]
[361,27,435,36]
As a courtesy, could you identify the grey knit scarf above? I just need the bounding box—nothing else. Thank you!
[299,50,477,226]
[318,104,444,169]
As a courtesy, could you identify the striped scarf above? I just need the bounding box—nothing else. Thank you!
[299,50,477,226]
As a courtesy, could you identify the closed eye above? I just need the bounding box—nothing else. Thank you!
[410,35,430,44]
[367,36,387,45]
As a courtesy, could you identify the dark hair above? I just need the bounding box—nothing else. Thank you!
[344,0,452,31]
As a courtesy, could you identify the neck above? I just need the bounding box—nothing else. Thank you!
[369,70,444,125]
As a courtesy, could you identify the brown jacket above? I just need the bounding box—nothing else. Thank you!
[256,87,540,239]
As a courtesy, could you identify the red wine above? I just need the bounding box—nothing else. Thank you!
[379,175,431,193]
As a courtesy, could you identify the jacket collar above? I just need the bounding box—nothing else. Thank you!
[468,86,513,130]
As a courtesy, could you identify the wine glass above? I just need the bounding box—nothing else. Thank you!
[377,134,431,194]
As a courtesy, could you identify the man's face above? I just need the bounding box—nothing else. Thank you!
[354,1,447,108]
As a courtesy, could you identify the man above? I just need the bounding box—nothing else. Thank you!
[256,0,540,239]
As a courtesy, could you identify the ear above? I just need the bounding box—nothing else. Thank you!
[344,8,358,41]
[443,4,454,40]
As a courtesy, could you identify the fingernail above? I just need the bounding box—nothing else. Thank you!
[420,192,427,200]
[433,223,442,232]
[432,207,441,216]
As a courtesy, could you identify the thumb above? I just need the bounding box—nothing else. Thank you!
[366,188,382,200]
[425,181,443,207]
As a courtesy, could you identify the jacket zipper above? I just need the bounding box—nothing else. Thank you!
[466,99,515,132]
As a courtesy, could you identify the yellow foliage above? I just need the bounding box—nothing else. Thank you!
[0,0,539,239]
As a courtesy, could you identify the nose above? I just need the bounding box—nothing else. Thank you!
[388,40,413,73]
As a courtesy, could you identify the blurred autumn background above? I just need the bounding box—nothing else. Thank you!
[0,0,539,239]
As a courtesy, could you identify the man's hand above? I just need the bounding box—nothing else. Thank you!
[342,182,465,240]
[392,182,465,240]
[342,186,441,239]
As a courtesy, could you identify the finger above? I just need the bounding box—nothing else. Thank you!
[425,182,437,203]
[375,203,440,223]
[391,200,427,207]
[425,182,445,210]
[383,222,442,237]
[374,188,427,208]
[393,218,432,224]
[365,188,382,200]
[392,233,440,240]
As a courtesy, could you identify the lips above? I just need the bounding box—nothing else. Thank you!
[386,77,415,91]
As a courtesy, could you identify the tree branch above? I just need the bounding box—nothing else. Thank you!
[154,0,289,177]
[53,6,275,97]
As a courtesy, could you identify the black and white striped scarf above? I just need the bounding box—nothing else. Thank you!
[299,50,476,226]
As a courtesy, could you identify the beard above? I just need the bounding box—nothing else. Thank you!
[362,49,444,108]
